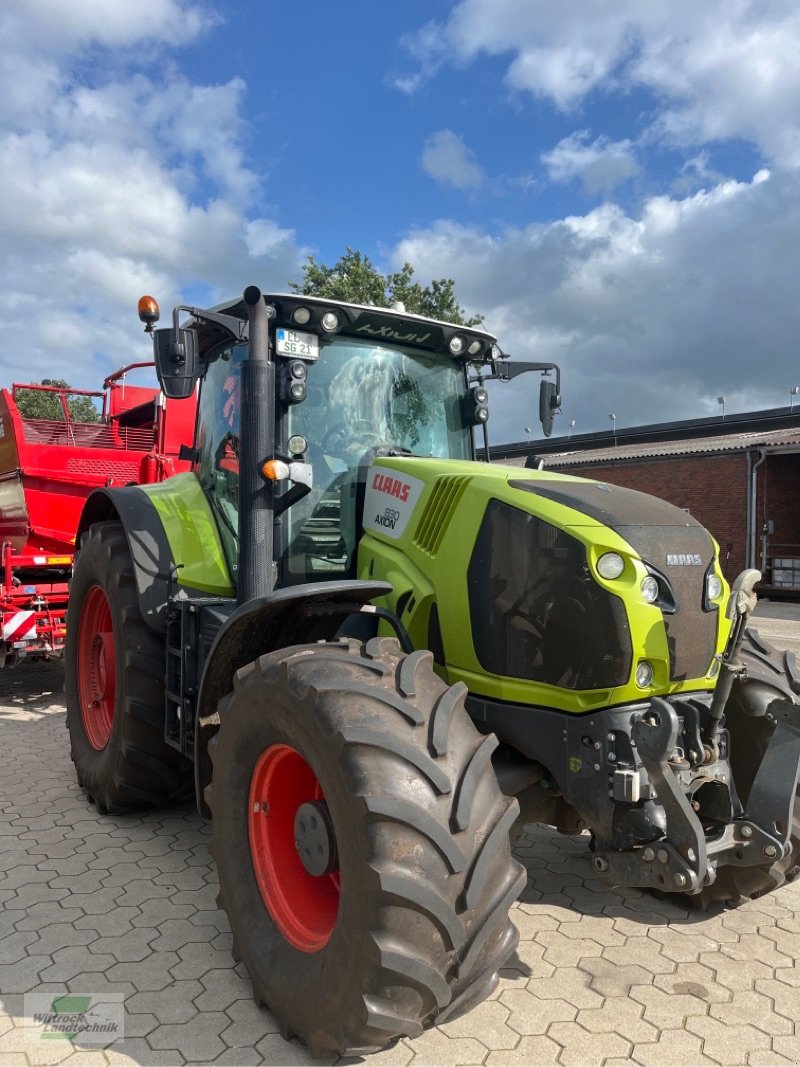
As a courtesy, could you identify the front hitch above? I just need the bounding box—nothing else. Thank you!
[591,569,800,895]
[593,698,709,893]
[594,692,800,895]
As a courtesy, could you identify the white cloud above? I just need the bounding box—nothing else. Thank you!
[0,0,215,55]
[400,1,800,167]
[421,130,485,190]
[0,0,303,392]
[390,1,800,442]
[392,168,800,437]
[394,20,447,94]
[542,131,640,195]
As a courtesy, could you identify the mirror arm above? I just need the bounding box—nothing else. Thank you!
[171,306,248,344]
[491,360,560,386]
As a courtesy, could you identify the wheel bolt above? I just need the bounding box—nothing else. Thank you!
[764,845,778,859]
[642,847,655,862]
[674,873,687,888]
[740,825,753,839]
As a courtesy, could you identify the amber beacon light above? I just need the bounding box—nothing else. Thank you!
[137,295,160,331]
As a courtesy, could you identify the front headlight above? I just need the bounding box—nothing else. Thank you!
[635,660,654,688]
[597,552,625,579]
[641,576,659,603]
[706,573,723,601]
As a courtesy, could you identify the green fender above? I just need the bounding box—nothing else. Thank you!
[76,473,234,632]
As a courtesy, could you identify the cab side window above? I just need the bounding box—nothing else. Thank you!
[195,343,247,579]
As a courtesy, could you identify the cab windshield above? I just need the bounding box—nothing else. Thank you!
[195,336,472,589]
[287,337,470,462]
[283,337,470,583]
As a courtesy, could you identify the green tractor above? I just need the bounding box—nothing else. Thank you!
[65,287,800,1056]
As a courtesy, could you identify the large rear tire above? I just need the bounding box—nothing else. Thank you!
[65,521,192,812]
[694,626,800,907]
[208,637,525,1057]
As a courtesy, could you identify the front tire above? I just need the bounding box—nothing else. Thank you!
[209,637,524,1057]
[695,626,800,906]
[65,521,192,812]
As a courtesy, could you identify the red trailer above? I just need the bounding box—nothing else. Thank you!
[0,365,195,667]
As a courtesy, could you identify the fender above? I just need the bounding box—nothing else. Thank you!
[75,474,234,633]
[76,485,181,632]
[194,579,393,813]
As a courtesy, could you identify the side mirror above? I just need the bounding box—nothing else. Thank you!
[152,327,199,400]
[539,379,560,437]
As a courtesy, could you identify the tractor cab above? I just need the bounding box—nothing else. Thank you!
[141,289,560,594]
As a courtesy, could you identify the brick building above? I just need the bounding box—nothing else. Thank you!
[489,410,800,593]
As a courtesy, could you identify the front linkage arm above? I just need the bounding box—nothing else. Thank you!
[594,569,800,895]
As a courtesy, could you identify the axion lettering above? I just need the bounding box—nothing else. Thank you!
[374,508,401,530]
[355,323,433,345]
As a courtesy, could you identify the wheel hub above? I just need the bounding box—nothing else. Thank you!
[78,585,115,750]
[294,800,337,877]
[248,743,340,952]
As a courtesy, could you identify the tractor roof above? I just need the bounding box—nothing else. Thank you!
[199,292,500,362]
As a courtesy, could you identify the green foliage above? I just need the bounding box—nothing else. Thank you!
[15,379,98,423]
[290,247,482,327]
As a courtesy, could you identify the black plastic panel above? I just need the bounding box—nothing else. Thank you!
[510,479,717,682]
[468,500,632,690]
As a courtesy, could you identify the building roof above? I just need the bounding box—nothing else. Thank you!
[486,403,800,463]
[487,404,800,468]
[496,425,800,470]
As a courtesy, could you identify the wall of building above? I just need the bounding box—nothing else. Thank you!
[552,453,749,580]
[755,454,800,586]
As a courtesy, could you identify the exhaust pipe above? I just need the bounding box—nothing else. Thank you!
[238,287,275,604]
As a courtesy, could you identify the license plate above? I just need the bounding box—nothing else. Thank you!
[276,329,319,360]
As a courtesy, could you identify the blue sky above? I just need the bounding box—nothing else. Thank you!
[3,1,800,443]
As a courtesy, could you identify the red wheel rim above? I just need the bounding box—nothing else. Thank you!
[248,744,340,952]
[78,585,116,750]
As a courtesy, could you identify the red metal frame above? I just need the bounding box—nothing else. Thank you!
[0,364,196,665]
[1,542,70,658]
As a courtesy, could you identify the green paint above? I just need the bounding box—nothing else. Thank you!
[358,457,731,714]
[140,473,235,596]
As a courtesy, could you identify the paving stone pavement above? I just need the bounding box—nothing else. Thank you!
[2,607,800,1066]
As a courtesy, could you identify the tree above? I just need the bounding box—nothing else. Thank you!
[289,247,482,327]
[15,379,98,422]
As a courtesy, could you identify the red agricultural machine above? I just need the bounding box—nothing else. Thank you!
[0,365,194,667]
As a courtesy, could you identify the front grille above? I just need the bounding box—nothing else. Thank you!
[509,479,718,683]
[634,527,717,681]
[413,476,469,555]
[468,500,632,690]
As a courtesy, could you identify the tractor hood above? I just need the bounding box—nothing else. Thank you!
[507,477,717,591]
[357,457,730,714]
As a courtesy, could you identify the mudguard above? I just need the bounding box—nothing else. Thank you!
[75,474,234,632]
[193,579,392,813]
